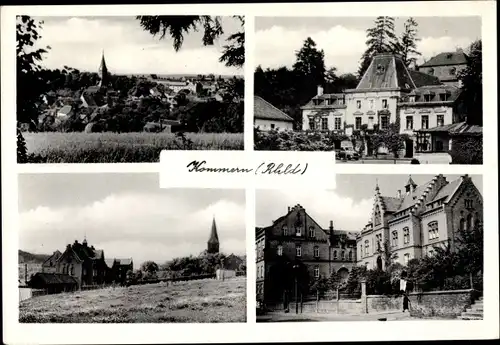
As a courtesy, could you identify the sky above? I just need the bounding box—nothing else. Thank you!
[256,174,483,231]
[255,16,482,75]
[18,173,246,268]
[32,16,243,76]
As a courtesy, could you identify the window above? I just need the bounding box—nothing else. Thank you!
[428,221,439,240]
[70,264,74,275]
[439,93,449,102]
[391,231,399,247]
[296,227,302,237]
[374,205,381,226]
[409,96,416,103]
[465,199,473,209]
[355,117,362,130]
[466,214,473,230]
[460,218,466,231]
[428,68,434,75]
[277,245,283,256]
[321,118,328,131]
[309,118,315,130]
[404,253,410,265]
[270,123,275,130]
[359,244,363,258]
[282,225,288,236]
[375,234,382,251]
[356,100,361,109]
[382,99,388,109]
[314,246,319,258]
[437,115,444,127]
[333,250,338,260]
[309,226,315,238]
[370,99,374,109]
[406,116,413,130]
[421,115,429,129]
[380,116,388,130]
[450,67,456,75]
[424,94,433,102]
[93,269,97,277]
[349,251,353,261]
[314,266,320,279]
[428,249,434,257]
[368,117,374,128]
[403,227,410,244]
[334,117,342,130]
[341,251,345,260]
[296,245,302,257]
[364,240,369,255]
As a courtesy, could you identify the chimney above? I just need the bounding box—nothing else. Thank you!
[317,85,324,96]
[288,206,291,213]
[397,190,401,199]
[329,221,334,231]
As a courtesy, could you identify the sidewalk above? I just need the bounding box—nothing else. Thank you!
[257,310,413,322]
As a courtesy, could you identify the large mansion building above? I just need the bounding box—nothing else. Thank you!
[256,204,357,303]
[302,51,469,156]
[357,174,483,270]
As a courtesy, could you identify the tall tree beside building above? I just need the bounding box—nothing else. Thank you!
[136,15,245,68]
[395,17,421,67]
[457,40,482,126]
[358,16,398,78]
[293,37,326,104]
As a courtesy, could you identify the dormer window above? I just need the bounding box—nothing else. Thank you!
[424,94,433,102]
[439,93,449,101]
[409,96,416,103]
[446,53,453,59]
[449,67,456,76]
[428,68,434,76]
[376,64,385,74]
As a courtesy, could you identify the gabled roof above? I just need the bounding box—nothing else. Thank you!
[420,51,468,67]
[29,272,78,285]
[254,96,294,122]
[42,250,62,266]
[431,177,462,203]
[397,182,432,212]
[104,259,116,268]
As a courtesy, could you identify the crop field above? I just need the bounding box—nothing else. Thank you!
[23,132,244,163]
[19,277,246,323]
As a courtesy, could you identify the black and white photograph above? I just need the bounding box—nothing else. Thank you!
[18,173,246,323]
[253,16,483,165]
[16,15,245,163]
[256,174,483,322]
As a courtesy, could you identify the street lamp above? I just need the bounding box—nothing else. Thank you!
[293,264,300,314]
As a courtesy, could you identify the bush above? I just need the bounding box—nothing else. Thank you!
[254,128,347,151]
[410,158,420,164]
[449,135,482,164]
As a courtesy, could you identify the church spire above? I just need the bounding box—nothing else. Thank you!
[207,216,220,254]
[405,175,417,193]
[98,50,109,87]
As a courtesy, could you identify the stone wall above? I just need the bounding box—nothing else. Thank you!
[366,295,402,313]
[408,289,476,318]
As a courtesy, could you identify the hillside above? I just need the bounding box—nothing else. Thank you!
[18,250,50,264]
[20,277,246,323]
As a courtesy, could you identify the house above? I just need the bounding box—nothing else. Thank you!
[256,204,357,304]
[105,258,133,285]
[156,79,197,93]
[41,250,62,273]
[417,51,468,87]
[356,175,483,270]
[301,88,347,132]
[57,105,73,118]
[223,254,244,271]
[80,91,97,108]
[254,96,294,131]
[27,272,78,294]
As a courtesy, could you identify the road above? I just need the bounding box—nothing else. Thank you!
[257,310,417,322]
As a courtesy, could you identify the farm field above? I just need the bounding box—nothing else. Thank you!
[19,277,246,323]
[22,132,244,163]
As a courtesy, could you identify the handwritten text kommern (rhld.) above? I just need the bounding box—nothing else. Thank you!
[186,160,309,175]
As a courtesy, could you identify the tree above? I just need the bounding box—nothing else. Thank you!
[140,261,159,275]
[17,16,50,130]
[457,40,482,126]
[137,15,244,68]
[293,37,326,102]
[395,17,421,67]
[358,16,398,78]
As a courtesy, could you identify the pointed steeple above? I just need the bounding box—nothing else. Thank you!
[207,216,220,254]
[405,175,417,193]
[98,50,109,87]
[375,178,380,193]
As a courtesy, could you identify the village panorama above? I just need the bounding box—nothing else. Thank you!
[16,15,245,163]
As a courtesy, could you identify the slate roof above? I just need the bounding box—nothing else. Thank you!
[29,272,78,285]
[42,250,62,266]
[380,196,403,212]
[356,54,416,90]
[417,122,482,135]
[409,70,442,87]
[301,93,347,109]
[400,85,461,104]
[208,217,219,243]
[420,51,468,67]
[254,96,294,122]
[431,177,462,202]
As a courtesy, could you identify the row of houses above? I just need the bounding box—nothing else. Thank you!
[28,238,133,293]
[256,174,483,304]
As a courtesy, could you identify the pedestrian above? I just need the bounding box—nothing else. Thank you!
[403,293,410,312]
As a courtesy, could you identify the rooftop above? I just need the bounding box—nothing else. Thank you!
[254,96,294,122]
[420,51,468,67]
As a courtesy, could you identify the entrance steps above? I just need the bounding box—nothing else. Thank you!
[460,296,483,320]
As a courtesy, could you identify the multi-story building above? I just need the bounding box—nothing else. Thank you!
[301,53,466,157]
[256,204,358,303]
[356,174,483,270]
[417,51,468,87]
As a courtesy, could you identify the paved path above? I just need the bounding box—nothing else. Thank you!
[257,310,414,322]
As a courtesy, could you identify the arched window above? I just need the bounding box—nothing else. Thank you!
[341,251,345,260]
[308,226,315,238]
[277,245,283,256]
[374,205,381,226]
[466,214,473,230]
[349,251,353,261]
[364,240,370,255]
[282,225,288,236]
[313,246,319,258]
[403,227,410,244]
[460,218,466,231]
[333,250,338,260]
[450,67,456,75]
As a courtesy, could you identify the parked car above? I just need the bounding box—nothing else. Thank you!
[336,147,360,160]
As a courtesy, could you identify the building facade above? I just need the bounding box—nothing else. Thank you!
[356,175,483,270]
[256,204,358,303]
[301,53,466,156]
[254,96,294,131]
[417,51,468,87]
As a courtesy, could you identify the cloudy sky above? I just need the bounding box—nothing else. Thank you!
[255,16,481,75]
[256,174,483,231]
[32,16,243,75]
[19,174,246,268]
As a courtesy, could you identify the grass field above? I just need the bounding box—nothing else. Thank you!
[23,132,244,163]
[19,277,246,323]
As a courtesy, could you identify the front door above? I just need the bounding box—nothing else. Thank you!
[405,139,414,158]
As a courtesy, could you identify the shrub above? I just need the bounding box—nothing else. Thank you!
[449,135,483,164]
[410,158,420,164]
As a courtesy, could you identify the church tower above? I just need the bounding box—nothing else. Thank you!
[98,51,109,88]
[207,216,220,254]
